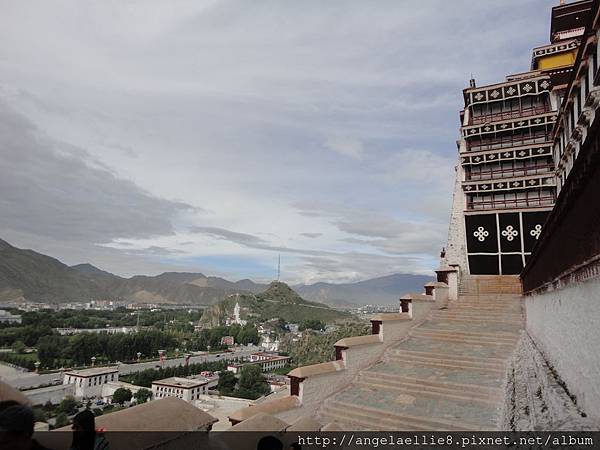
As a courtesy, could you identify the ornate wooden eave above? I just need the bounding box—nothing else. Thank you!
[531,38,580,68]
[462,112,557,138]
[460,143,553,165]
[464,76,552,107]
[462,175,556,194]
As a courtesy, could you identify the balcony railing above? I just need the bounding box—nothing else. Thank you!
[470,105,552,125]
[467,131,551,152]
[466,195,556,210]
[466,164,555,181]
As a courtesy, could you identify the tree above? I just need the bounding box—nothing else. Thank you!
[58,397,78,416]
[134,388,152,404]
[217,370,237,394]
[11,340,26,354]
[238,365,270,398]
[54,413,69,429]
[298,319,325,331]
[112,388,132,405]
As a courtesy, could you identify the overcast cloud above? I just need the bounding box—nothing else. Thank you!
[0,0,551,283]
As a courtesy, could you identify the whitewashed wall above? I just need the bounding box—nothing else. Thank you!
[526,276,600,420]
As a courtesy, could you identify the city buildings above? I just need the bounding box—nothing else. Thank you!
[226,353,290,374]
[151,375,218,402]
[62,366,119,398]
[0,309,21,324]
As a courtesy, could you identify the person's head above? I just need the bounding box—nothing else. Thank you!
[71,409,95,433]
[71,409,96,450]
[0,401,35,450]
[256,435,283,450]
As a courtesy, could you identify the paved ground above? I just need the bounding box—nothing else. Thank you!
[319,278,524,430]
[5,345,260,389]
[0,362,33,380]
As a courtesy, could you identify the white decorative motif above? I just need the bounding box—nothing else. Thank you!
[506,86,516,95]
[474,156,481,162]
[518,150,527,157]
[512,181,521,187]
[473,226,489,242]
[488,154,496,159]
[502,225,519,242]
[497,182,505,188]
[530,224,542,240]
[540,80,550,89]
[503,152,511,158]
[528,179,537,185]
[523,84,533,93]
[534,118,542,124]
[474,92,484,101]
[537,148,545,153]
[470,129,477,134]
[500,123,508,129]
[480,184,489,190]
[490,90,500,99]
[484,126,492,132]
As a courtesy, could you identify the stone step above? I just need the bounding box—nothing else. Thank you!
[390,349,507,370]
[412,327,519,340]
[355,377,500,406]
[443,304,522,311]
[363,370,504,397]
[431,316,524,324]
[319,403,423,431]
[386,354,505,374]
[322,399,487,431]
[433,311,523,319]
[410,330,518,347]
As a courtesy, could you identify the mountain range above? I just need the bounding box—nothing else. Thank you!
[0,238,432,306]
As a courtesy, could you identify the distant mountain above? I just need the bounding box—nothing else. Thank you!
[199,281,351,326]
[0,238,264,305]
[0,237,431,307]
[294,273,433,306]
[0,239,110,303]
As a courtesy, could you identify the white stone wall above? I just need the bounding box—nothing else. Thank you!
[295,370,353,416]
[525,276,600,420]
[445,162,468,274]
[380,320,413,345]
[341,342,383,373]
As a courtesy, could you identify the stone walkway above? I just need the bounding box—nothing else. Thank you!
[318,277,524,430]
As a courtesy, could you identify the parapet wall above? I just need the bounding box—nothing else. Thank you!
[525,276,600,421]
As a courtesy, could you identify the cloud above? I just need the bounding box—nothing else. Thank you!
[300,232,322,239]
[324,136,364,160]
[0,0,552,282]
[0,101,193,244]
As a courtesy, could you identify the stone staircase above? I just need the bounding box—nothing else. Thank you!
[318,276,524,430]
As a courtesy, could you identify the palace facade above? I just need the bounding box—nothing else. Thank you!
[446,0,594,276]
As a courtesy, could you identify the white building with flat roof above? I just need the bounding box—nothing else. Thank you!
[63,366,119,398]
[151,376,218,403]
[227,353,290,374]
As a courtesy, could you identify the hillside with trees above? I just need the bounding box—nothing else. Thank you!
[199,281,352,327]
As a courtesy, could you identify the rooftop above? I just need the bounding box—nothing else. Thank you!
[64,366,118,377]
[152,377,210,388]
[228,395,300,423]
[287,360,345,378]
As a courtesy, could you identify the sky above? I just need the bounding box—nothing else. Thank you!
[0,0,555,284]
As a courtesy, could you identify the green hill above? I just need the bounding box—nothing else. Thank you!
[200,281,352,326]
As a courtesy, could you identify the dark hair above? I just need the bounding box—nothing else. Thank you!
[71,409,96,450]
[257,435,283,450]
[0,403,35,436]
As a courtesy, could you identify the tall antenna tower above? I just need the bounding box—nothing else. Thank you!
[277,254,281,281]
